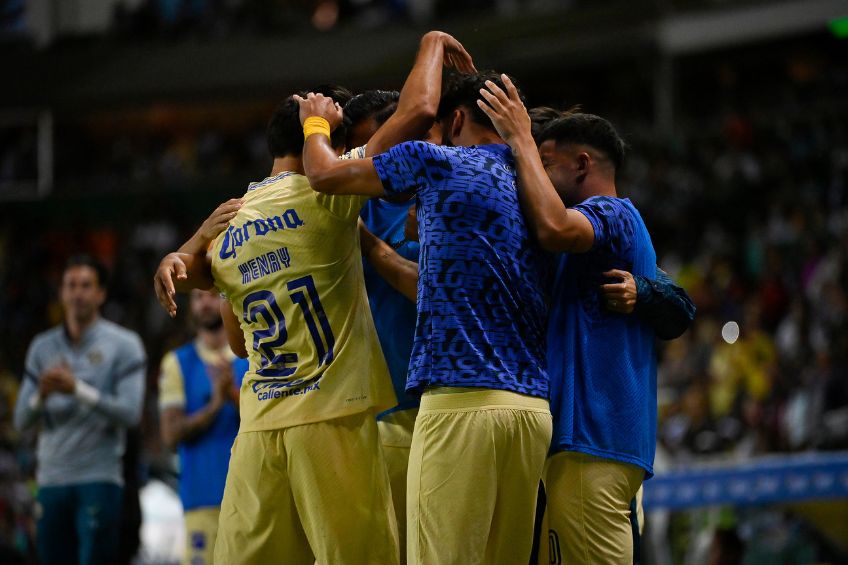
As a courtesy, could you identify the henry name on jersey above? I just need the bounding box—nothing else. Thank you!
[218,208,305,284]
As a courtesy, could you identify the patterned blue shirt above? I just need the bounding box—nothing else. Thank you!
[372,141,549,398]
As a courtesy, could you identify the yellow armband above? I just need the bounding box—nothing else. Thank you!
[303,117,331,141]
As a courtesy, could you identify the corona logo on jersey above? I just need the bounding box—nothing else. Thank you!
[219,208,306,260]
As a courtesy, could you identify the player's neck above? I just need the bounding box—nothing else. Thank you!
[270,156,304,176]
[456,124,504,147]
[64,313,100,344]
[579,178,618,202]
[198,328,227,351]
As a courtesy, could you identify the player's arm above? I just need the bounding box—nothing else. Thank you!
[160,394,227,448]
[365,31,475,157]
[161,405,224,448]
[159,353,232,448]
[13,362,45,431]
[221,300,248,358]
[601,268,696,339]
[153,252,214,318]
[13,339,47,431]
[359,220,418,302]
[69,335,146,427]
[177,199,242,255]
[478,75,594,253]
[297,94,384,197]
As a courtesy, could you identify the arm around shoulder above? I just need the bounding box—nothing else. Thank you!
[222,301,248,358]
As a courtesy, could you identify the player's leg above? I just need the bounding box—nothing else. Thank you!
[544,451,644,565]
[377,408,417,565]
[36,484,78,565]
[287,410,399,565]
[536,476,554,565]
[184,507,220,565]
[408,389,546,565]
[75,481,123,564]
[484,406,552,564]
[631,485,645,564]
[214,431,314,565]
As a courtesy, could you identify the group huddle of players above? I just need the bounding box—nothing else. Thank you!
[153,31,695,565]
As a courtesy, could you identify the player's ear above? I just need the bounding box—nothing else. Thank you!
[572,151,590,185]
[450,109,464,141]
[576,151,591,173]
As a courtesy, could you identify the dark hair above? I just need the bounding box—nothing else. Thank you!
[266,84,353,158]
[437,71,525,131]
[529,105,581,140]
[344,90,400,130]
[536,112,627,171]
[65,254,109,288]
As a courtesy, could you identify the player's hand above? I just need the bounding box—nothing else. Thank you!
[600,269,637,314]
[38,366,62,398]
[41,362,76,395]
[294,93,343,131]
[439,33,476,74]
[154,253,188,318]
[477,74,532,149]
[200,198,241,241]
[210,361,234,407]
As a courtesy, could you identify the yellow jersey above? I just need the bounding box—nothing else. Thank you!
[210,171,395,432]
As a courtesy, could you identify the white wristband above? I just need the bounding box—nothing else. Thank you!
[74,380,101,406]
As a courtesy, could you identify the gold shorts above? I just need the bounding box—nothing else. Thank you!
[539,451,644,565]
[214,411,399,565]
[407,387,552,565]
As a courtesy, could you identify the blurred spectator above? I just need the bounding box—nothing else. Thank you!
[12,255,146,564]
[158,289,245,564]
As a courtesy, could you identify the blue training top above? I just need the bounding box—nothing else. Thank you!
[547,196,658,476]
[372,141,549,398]
[360,198,421,417]
[175,343,248,510]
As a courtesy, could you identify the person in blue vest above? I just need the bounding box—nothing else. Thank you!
[159,289,246,565]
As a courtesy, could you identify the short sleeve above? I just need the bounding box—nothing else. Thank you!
[372,141,446,198]
[158,352,186,410]
[573,196,636,256]
[315,144,371,220]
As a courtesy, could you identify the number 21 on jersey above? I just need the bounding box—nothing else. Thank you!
[242,275,335,377]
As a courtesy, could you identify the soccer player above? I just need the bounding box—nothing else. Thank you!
[13,255,146,565]
[159,289,248,565]
[154,84,404,564]
[157,29,474,561]
[294,71,552,564]
[478,76,681,564]
[344,87,449,564]
[359,164,695,564]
